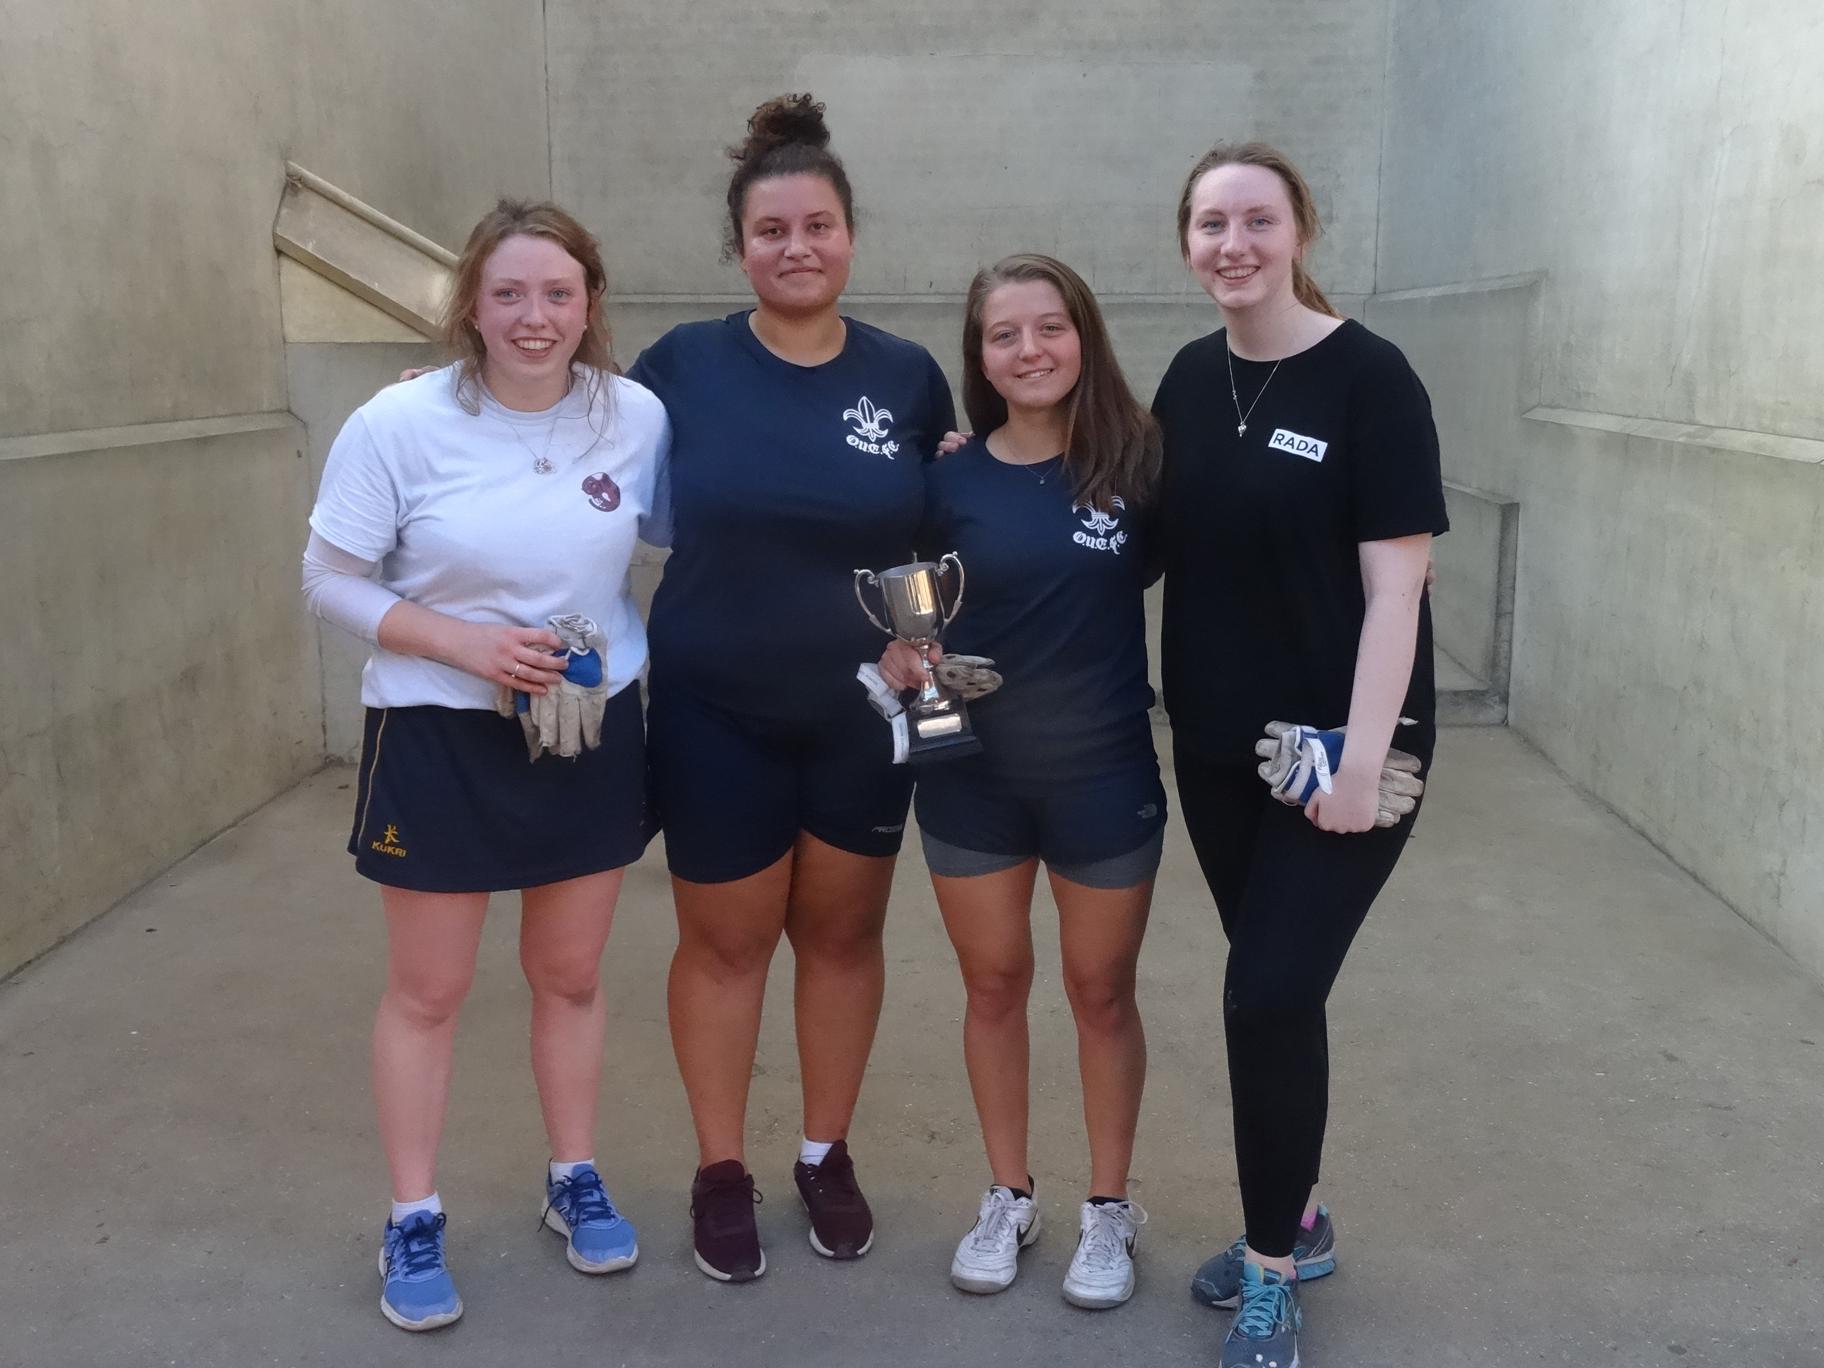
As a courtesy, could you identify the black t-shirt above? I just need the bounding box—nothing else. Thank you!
[1152,319,1448,764]
[919,438,1157,792]
[628,312,955,719]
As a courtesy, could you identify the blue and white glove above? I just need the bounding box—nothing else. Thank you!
[496,614,609,760]
[1255,720,1425,828]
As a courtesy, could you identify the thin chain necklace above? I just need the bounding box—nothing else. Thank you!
[1225,345,1282,438]
[503,413,562,474]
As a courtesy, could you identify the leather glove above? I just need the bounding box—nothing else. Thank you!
[1255,720,1425,829]
[931,654,1002,701]
[494,614,610,760]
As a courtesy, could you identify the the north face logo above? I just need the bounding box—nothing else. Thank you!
[843,397,900,458]
[1072,495,1128,554]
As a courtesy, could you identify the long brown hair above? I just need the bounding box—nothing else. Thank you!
[962,254,1160,513]
[440,199,617,414]
[1175,142,1341,319]
[723,93,855,261]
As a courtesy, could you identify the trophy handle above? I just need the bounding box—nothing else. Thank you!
[936,552,966,632]
[853,569,894,635]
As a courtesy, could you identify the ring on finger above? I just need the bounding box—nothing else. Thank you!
[511,662,523,680]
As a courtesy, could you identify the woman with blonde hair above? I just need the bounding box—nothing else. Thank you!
[303,198,669,1330]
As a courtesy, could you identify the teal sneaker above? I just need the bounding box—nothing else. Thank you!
[1219,1262,1301,1368]
[378,1211,463,1332]
[542,1165,639,1273]
[1191,1205,1335,1308]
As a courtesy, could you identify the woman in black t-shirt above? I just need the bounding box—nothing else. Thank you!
[1153,144,1448,1368]
[878,255,1164,1309]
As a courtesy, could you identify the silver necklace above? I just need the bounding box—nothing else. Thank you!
[1225,346,1282,438]
[506,416,561,474]
[1023,455,1063,486]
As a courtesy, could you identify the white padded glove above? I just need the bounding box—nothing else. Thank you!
[1255,720,1425,829]
[494,614,610,760]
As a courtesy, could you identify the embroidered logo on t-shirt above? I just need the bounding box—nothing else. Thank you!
[1268,429,1328,462]
[1072,495,1128,554]
[843,397,900,459]
[581,472,621,512]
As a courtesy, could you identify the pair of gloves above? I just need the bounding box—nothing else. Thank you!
[1255,720,1426,828]
[494,613,609,760]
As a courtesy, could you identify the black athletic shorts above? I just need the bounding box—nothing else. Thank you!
[645,683,913,884]
[347,685,650,893]
[913,755,1168,877]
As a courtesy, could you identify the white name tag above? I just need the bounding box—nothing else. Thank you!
[1268,428,1328,462]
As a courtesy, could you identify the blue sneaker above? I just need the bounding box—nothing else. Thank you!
[378,1211,463,1332]
[1191,1205,1336,1308]
[1219,1262,1301,1368]
[542,1165,639,1273]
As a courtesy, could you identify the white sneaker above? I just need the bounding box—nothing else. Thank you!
[1061,1199,1146,1309]
[949,1186,1040,1294]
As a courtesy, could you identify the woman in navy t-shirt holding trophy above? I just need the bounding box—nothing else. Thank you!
[879,254,1166,1310]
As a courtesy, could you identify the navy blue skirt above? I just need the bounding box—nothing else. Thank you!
[347,685,651,893]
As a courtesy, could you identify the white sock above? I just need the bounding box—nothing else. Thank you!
[391,1192,442,1225]
[550,1158,596,1184]
[798,1137,835,1167]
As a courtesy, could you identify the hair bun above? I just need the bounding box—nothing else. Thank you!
[732,93,831,162]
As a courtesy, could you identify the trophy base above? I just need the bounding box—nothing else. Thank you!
[903,701,981,765]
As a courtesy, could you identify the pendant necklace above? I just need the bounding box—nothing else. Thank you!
[1226,345,1282,438]
[1024,455,1063,486]
[503,415,562,474]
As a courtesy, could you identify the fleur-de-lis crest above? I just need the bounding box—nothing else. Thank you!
[1077,494,1126,535]
[843,396,893,440]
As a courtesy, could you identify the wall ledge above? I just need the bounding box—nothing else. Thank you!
[0,413,301,464]
[1523,406,1824,467]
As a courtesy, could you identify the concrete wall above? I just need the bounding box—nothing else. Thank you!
[546,0,1392,396]
[0,2,549,974]
[1374,4,1824,976]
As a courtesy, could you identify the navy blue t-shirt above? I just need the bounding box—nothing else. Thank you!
[918,439,1157,793]
[628,312,955,719]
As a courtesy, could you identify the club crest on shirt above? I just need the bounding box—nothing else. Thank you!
[842,396,900,458]
[581,471,621,512]
[1072,495,1128,554]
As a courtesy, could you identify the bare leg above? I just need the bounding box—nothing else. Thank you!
[932,862,1039,1189]
[519,868,626,1162]
[1051,869,1152,1199]
[783,834,897,1143]
[667,853,793,1167]
[373,888,489,1201]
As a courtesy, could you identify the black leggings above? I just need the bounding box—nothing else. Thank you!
[1173,743,1423,1258]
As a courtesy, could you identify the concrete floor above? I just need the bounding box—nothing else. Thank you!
[2,729,1820,1367]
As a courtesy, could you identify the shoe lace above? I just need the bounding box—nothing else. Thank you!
[690,1170,763,1220]
[1233,1271,1296,1340]
[1076,1201,1147,1273]
[542,1168,619,1229]
[966,1188,1020,1253]
[389,1213,447,1280]
[801,1148,861,1205]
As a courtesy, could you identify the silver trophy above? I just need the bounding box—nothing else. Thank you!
[853,553,982,764]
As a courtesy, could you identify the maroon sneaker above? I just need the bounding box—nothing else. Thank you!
[690,1160,765,1282]
[793,1140,874,1259]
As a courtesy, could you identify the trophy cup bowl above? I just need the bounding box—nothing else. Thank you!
[853,553,982,764]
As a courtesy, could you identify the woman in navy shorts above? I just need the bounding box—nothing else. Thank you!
[303,201,669,1330]
[879,255,1164,1309]
[625,94,956,1280]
